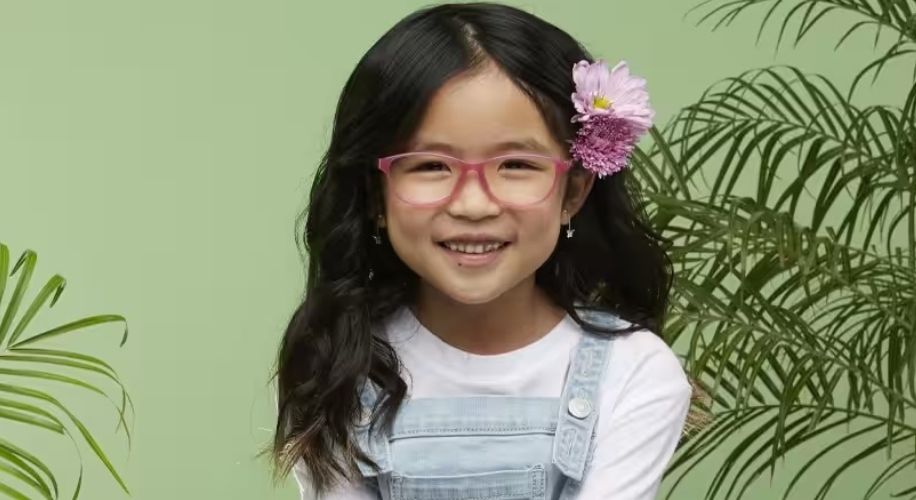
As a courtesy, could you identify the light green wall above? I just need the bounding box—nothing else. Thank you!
[0,1,907,499]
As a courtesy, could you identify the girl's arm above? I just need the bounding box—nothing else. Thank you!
[575,339,693,500]
[292,462,380,500]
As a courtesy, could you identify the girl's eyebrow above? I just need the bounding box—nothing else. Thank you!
[409,137,554,156]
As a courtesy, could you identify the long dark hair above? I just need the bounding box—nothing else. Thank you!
[272,2,672,494]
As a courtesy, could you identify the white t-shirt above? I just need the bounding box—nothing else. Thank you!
[295,307,692,500]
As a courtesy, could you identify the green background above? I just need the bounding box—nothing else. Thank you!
[0,0,907,499]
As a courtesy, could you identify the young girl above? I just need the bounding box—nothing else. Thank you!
[272,3,693,499]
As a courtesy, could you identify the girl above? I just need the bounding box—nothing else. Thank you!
[273,3,693,499]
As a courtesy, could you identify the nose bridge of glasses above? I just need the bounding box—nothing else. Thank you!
[437,161,498,209]
[452,163,490,198]
[451,156,492,173]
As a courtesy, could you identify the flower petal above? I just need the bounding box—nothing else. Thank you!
[572,61,591,90]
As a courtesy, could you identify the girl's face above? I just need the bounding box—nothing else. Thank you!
[380,64,592,306]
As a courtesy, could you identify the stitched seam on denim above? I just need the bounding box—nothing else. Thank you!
[379,433,393,471]
[357,424,393,475]
[552,333,612,481]
[396,493,529,500]
[390,431,555,441]
[392,484,532,500]
[399,495,522,500]
[559,427,575,462]
[390,468,538,500]
[395,425,555,435]
[391,475,402,500]
[531,465,546,499]
[557,426,598,500]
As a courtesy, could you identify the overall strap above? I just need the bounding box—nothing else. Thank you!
[551,319,616,481]
[354,381,394,477]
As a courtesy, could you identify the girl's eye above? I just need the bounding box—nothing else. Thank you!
[413,162,449,171]
[501,160,536,170]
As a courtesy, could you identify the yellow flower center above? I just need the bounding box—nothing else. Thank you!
[593,96,612,109]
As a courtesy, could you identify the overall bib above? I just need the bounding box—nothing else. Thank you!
[355,312,617,500]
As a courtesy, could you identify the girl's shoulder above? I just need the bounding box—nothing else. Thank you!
[576,307,690,392]
[576,307,677,352]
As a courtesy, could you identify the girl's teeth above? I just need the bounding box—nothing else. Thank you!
[444,242,504,254]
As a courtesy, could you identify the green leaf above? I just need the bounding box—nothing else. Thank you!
[0,482,31,500]
[0,381,129,495]
[0,437,58,499]
[0,398,64,433]
[0,461,53,500]
[0,244,9,313]
[69,466,83,500]
[0,250,36,347]
[58,405,129,494]
[13,314,129,348]
[0,352,135,443]
[865,454,916,499]
[6,272,66,347]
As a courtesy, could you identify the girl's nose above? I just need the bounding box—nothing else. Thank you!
[445,170,501,220]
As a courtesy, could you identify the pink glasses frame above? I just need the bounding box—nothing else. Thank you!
[377,152,573,207]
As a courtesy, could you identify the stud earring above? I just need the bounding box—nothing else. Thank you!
[564,210,575,239]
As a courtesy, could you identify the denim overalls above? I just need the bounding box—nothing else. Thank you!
[355,310,619,500]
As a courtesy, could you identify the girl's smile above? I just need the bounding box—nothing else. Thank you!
[436,234,512,268]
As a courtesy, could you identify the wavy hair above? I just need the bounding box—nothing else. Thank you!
[272,2,673,495]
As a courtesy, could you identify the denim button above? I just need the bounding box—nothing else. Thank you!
[568,398,592,419]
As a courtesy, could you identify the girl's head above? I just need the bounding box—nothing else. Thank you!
[379,62,593,307]
[274,1,671,493]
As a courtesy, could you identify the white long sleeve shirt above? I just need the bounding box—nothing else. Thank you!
[294,308,692,500]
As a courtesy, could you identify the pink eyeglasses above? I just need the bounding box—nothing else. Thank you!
[378,152,571,207]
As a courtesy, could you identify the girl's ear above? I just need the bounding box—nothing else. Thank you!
[563,168,596,217]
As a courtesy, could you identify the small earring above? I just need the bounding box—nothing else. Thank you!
[564,210,575,239]
[373,216,383,245]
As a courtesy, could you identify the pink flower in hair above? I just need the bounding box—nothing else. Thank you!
[569,60,654,177]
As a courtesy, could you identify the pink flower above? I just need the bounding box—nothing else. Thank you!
[569,60,654,177]
[571,60,654,132]
[570,114,638,178]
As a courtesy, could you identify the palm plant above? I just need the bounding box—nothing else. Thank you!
[631,0,916,499]
[0,242,132,499]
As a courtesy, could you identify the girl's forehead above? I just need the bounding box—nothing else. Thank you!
[407,137,556,158]
[408,67,562,156]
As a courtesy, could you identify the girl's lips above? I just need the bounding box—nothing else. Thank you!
[439,241,508,254]
[437,241,510,268]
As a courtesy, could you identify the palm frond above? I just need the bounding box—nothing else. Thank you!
[647,0,916,497]
[646,189,916,498]
[659,195,914,391]
[650,66,914,256]
[635,74,915,494]
[0,243,131,499]
[685,0,916,95]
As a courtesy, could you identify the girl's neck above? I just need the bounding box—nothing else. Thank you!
[412,278,566,356]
